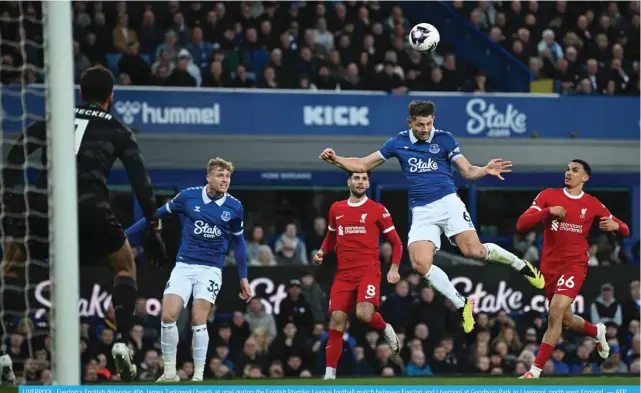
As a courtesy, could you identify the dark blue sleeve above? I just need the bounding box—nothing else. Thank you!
[231,204,247,279]
[445,133,462,162]
[377,137,397,160]
[125,205,171,244]
[166,190,187,214]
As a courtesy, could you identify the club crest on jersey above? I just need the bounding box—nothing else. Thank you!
[429,144,440,154]
[221,211,231,222]
[360,213,368,223]
[580,208,587,218]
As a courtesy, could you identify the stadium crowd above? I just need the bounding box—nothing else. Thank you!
[0,1,639,94]
[6,265,640,383]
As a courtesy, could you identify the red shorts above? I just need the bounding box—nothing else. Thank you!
[329,269,381,313]
[543,264,588,301]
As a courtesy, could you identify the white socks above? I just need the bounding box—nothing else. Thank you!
[528,365,542,377]
[423,265,466,309]
[161,322,179,377]
[192,324,208,379]
[324,367,336,379]
[484,243,526,270]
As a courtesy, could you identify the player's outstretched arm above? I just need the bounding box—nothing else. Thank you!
[383,228,403,284]
[319,148,385,173]
[315,227,337,265]
[454,156,513,181]
[125,205,172,239]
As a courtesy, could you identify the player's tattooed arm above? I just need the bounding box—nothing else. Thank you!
[319,149,384,173]
[454,156,513,181]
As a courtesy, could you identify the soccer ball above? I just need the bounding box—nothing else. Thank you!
[408,23,440,53]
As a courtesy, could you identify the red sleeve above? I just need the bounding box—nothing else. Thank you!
[321,204,337,253]
[593,197,613,220]
[516,190,551,232]
[383,228,402,265]
[376,204,395,235]
[613,216,631,237]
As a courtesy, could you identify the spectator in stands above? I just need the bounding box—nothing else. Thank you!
[380,280,413,332]
[73,40,91,83]
[278,280,314,333]
[245,297,277,342]
[300,272,327,324]
[305,217,326,259]
[187,27,216,70]
[274,223,309,265]
[202,60,227,87]
[622,280,640,328]
[230,64,255,88]
[156,30,181,65]
[166,51,197,87]
[571,345,599,374]
[112,13,137,53]
[591,283,623,326]
[118,42,150,86]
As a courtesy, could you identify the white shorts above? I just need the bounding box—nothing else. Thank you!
[408,193,475,251]
[164,262,223,307]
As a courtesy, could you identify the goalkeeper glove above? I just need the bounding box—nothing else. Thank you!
[144,218,168,268]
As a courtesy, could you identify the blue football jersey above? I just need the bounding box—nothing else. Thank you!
[165,186,244,267]
[377,129,462,207]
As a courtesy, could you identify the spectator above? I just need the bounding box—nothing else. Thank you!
[305,217,326,258]
[250,245,277,267]
[186,27,216,70]
[73,40,91,83]
[202,60,227,87]
[313,19,334,51]
[117,42,150,86]
[112,13,137,53]
[245,297,277,342]
[138,350,161,381]
[621,280,640,328]
[230,64,255,88]
[537,29,563,63]
[571,345,600,374]
[591,283,623,326]
[268,322,305,364]
[139,10,161,54]
[300,272,327,324]
[380,280,413,332]
[279,280,314,332]
[235,338,268,377]
[166,51,198,87]
[151,49,175,76]
[274,224,309,265]
[404,349,432,376]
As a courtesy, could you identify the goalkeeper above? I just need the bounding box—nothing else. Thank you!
[0,66,167,382]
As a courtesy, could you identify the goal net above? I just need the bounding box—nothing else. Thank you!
[0,1,79,385]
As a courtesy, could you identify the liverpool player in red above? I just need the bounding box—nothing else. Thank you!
[313,171,403,380]
[516,159,630,379]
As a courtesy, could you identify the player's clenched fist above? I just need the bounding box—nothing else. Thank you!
[387,264,400,284]
[549,206,567,220]
[313,250,324,265]
[319,148,337,163]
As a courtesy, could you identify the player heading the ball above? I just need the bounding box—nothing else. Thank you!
[319,100,545,334]
[516,159,630,379]
[125,158,252,382]
[313,171,403,380]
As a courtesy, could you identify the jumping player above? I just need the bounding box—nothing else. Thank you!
[125,158,252,382]
[516,159,629,379]
[319,100,544,334]
[1,66,166,381]
[313,171,403,380]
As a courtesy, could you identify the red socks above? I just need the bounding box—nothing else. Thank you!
[325,329,344,368]
[533,342,554,369]
[582,320,598,338]
[369,312,387,331]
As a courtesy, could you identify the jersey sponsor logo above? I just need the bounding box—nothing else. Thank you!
[338,225,366,236]
[465,98,527,137]
[551,219,583,233]
[194,220,223,238]
[221,211,231,222]
[429,144,440,154]
[114,100,221,126]
[408,157,438,173]
[580,208,587,218]
[303,105,369,126]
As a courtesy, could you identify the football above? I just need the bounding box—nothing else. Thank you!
[408,23,440,53]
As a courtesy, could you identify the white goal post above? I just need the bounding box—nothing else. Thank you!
[44,0,80,385]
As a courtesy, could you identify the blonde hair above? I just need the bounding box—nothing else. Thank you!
[207,157,234,173]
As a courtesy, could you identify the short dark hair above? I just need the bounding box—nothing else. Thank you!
[80,66,114,104]
[408,100,436,120]
[571,159,592,176]
[348,171,371,179]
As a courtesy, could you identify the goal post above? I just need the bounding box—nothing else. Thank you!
[44,0,80,385]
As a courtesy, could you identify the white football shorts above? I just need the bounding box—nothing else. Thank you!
[164,262,223,306]
[407,193,476,251]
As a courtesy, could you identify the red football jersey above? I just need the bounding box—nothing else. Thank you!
[529,188,611,274]
[327,197,395,276]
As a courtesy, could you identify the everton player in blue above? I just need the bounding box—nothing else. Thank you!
[125,158,252,381]
[320,101,544,334]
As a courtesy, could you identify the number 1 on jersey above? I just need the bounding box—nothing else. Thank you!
[74,118,89,154]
